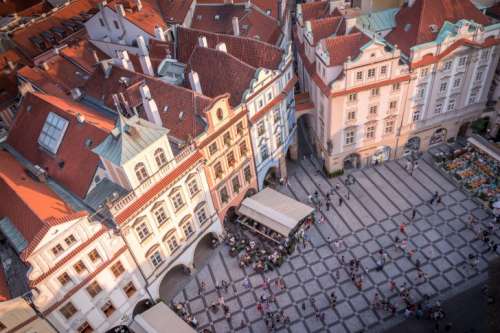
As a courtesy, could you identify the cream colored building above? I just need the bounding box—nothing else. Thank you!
[0,298,56,333]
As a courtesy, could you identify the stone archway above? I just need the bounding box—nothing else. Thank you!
[132,299,154,318]
[263,166,279,188]
[429,128,447,146]
[244,188,257,198]
[193,232,219,270]
[343,153,361,170]
[158,264,191,302]
[458,122,470,138]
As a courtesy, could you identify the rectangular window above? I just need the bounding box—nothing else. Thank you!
[371,88,379,97]
[123,281,137,298]
[458,56,467,66]
[389,101,397,111]
[86,281,102,298]
[213,162,223,179]
[38,112,69,154]
[74,260,87,274]
[443,61,452,71]
[412,109,421,122]
[348,93,357,102]
[223,132,231,146]
[98,18,105,27]
[244,165,252,183]
[60,302,77,319]
[481,49,490,61]
[188,179,199,196]
[208,142,218,156]
[260,144,269,161]
[113,20,120,30]
[345,130,355,145]
[110,261,125,278]
[258,99,264,108]
[166,235,179,252]
[77,321,93,333]
[476,71,483,81]
[347,110,356,121]
[64,235,77,247]
[52,244,64,256]
[369,105,378,115]
[135,223,151,242]
[417,88,425,98]
[88,249,101,263]
[367,68,375,78]
[236,121,244,135]
[420,68,429,78]
[239,141,248,156]
[439,81,448,92]
[171,192,184,210]
[435,103,443,114]
[384,119,395,134]
[154,207,169,226]
[150,250,163,266]
[365,125,376,139]
[227,151,236,167]
[182,221,195,238]
[219,186,229,203]
[392,82,400,91]
[267,91,273,101]
[101,301,115,318]
[57,272,72,286]
[453,78,461,88]
[356,71,363,80]
[232,176,241,194]
[380,66,387,75]
[469,90,479,104]
[447,100,455,111]
[257,122,265,136]
[273,109,281,123]
[196,206,209,225]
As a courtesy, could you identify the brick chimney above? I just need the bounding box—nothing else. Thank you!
[115,50,135,72]
[154,26,166,41]
[232,17,240,36]
[139,84,162,126]
[189,71,203,94]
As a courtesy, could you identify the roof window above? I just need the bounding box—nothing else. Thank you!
[38,112,69,154]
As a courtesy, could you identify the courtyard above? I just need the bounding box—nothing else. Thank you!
[169,154,498,333]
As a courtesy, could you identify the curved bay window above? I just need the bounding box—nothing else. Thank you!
[154,148,167,167]
[134,163,148,183]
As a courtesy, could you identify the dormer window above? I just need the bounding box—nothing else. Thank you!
[134,163,148,183]
[154,148,167,167]
[38,112,69,154]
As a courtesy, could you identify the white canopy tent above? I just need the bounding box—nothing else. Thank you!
[132,302,196,333]
[238,187,314,237]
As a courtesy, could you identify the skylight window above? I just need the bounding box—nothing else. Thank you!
[38,112,69,154]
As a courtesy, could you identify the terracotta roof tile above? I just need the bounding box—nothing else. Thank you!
[106,0,167,35]
[6,92,115,198]
[176,26,283,70]
[187,46,256,107]
[386,0,491,55]
[196,0,280,20]
[59,37,108,73]
[0,150,88,259]
[0,0,44,17]
[300,1,337,22]
[322,32,371,66]
[192,4,282,45]
[11,0,99,59]
[83,64,213,141]
[309,16,345,45]
[157,0,194,24]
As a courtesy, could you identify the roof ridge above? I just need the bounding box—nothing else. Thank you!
[310,15,342,26]
[194,45,258,71]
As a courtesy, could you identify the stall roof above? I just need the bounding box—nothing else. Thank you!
[468,135,500,162]
[134,302,196,333]
[238,187,314,236]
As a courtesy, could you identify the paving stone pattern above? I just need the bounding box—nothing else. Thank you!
[172,157,499,333]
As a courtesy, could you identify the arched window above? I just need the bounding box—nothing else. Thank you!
[154,148,167,167]
[135,163,148,183]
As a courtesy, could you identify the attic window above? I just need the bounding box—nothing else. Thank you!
[163,106,169,113]
[38,112,69,154]
[266,10,271,15]
[429,24,438,33]
[85,138,93,148]
[27,105,32,112]
[404,23,411,32]
[179,112,184,121]
[214,15,220,20]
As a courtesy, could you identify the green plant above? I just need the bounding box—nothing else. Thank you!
[324,168,344,178]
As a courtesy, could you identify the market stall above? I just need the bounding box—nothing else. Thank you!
[132,302,196,333]
[437,135,499,208]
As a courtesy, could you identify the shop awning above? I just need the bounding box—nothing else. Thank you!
[468,135,500,162]
[238,187,314,236]
[133,302,196,333]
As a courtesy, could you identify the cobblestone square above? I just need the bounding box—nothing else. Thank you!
[172,157,499,332]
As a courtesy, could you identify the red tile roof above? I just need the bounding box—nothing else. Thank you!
[300,1,338,23]
[0,0,44,16]
[60,37,108,73]
[187,46,256,107]
[309,16,345,46]
[11,0,99,60]
[0,265,10,302]
[0,150,88,260]
[177,26,283,70]
[196,0,280,20]
[83,64,213,141]
[0,49,26,109]
[106,0,167,35]
[322,32,371,66]
[157,0,194,24]
[386,0,491,55]
[192,4,282,45]
[148,38,174,61]
[115,151,203,224]
[7,92,115,199]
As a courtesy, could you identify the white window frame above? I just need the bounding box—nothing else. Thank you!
[38,112,69,154]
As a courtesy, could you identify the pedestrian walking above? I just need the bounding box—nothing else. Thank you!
[339,196,343,206]
[340,255,345,265]
[199,281,206,294]
[389,279,397,291]
[301,302,306,311]
[411,208,416,220]
[326,201,331,211]
[310,297,316,308]
[430,191,438,205]
[335,269,340,280]
[347,191,350,200]
[436,194,442,205]
[243,277,251,289]
[399,223,406,235]
[320,312,325,322]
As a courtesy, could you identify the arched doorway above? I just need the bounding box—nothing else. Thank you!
[371,146,391,165]
[263,166,279,187]
[429,128,447,146]
[193,232,219,269]
[132,299,154,318]
[457,122,470,138]
[403,136,421,157]
[223,206,238,224]
[158,264,190,302]
[343,153,360,170]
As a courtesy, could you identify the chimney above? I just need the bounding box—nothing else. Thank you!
[139,84,162,126]
[92,50,100,64]
[6,60,15,71]
[189,71,202,94]
[345,16,357,34]
[137,35,154,76]
[198,36,208,48]
[76,112,85,124]
[232,17,240,36]
[245,0,251,10]
[136,0,142,11]
[115,50,135,72]
[154,26,166,41]
[407,0,416,7]
[116,3,126,17]
[71,88,83,100]
[41,62,49,71]
[215,42,227,53]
